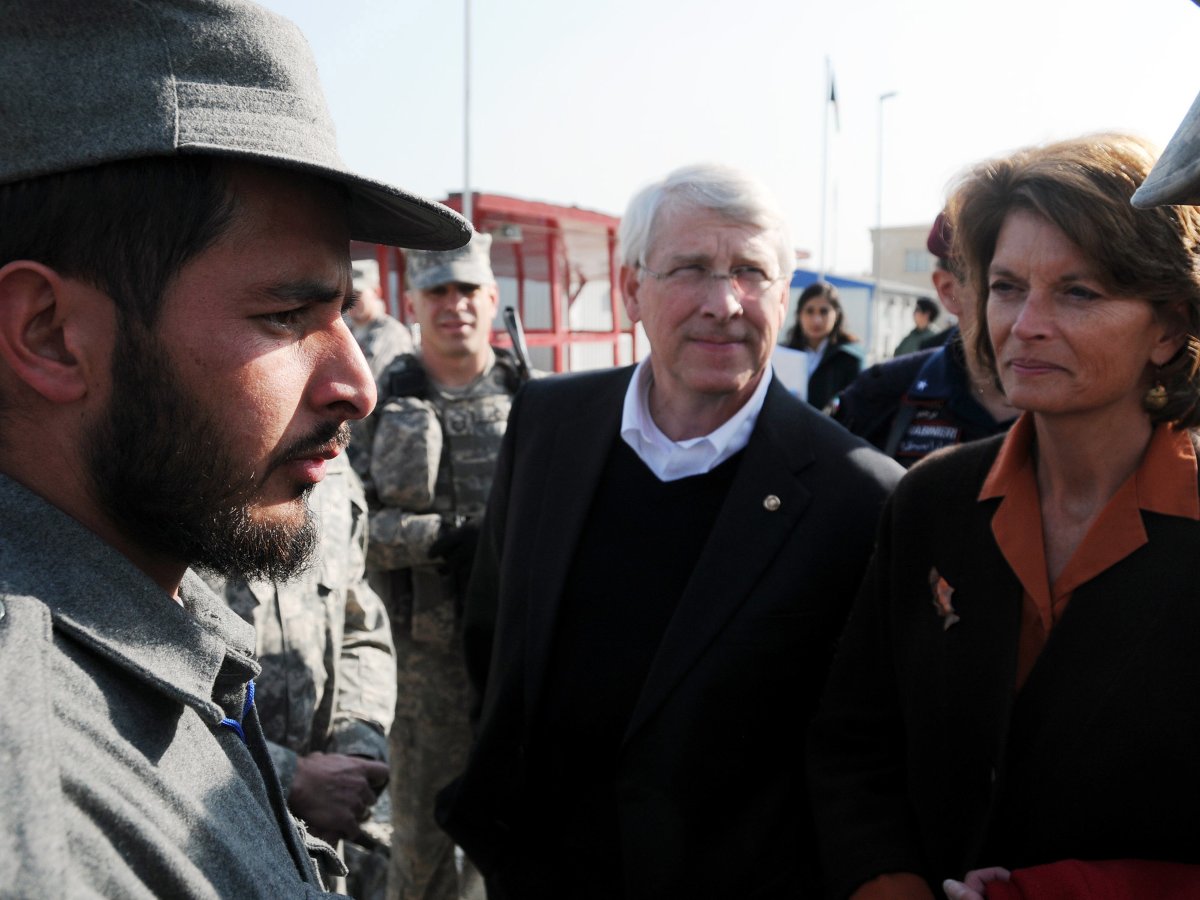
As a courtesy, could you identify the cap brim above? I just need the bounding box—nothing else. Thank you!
[184,145,472,250]
[1133,87,1200,208]
[410,263,495,291]
[342,174,472,250]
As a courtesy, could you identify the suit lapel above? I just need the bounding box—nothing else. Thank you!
[523,369,631,720]
[623,382,815,743]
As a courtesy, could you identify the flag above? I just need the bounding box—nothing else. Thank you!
[828,70,840,132]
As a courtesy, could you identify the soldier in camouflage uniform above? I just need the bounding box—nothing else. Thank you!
[206,451,397,897]
[348,259,415,481]
[368,232,522,900]
[350,259,414,381]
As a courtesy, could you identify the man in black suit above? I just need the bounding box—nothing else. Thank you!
[436,164,903,899]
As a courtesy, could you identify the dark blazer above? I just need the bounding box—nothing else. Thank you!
[807,341,863,411]
[437,366,902,899]
[809,435,1200,898]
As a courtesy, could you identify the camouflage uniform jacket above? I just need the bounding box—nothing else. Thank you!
[367,349,522,654]
[348,315,414,479]
[207,453,396,795]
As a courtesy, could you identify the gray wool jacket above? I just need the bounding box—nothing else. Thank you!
[0,473,348,899]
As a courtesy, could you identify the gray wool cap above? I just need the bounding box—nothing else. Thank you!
[1133,88,1200,208]
[407,232,495,290]
[0,0,470,251]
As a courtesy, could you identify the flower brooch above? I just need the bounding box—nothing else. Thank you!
[929,567,960,631]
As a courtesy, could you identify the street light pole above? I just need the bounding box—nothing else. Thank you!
[462,0,473,225]
[870,90,897,361]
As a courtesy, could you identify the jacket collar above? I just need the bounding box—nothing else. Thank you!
[620,357,774,482]
[907,334,963,401]
[0,474,260,725]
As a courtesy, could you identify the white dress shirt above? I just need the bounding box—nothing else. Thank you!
[619,357,772,482]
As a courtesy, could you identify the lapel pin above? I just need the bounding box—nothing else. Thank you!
[762,494,781,511]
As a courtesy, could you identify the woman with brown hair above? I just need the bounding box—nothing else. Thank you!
[808,133,1200,899]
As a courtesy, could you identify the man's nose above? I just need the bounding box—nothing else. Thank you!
[316,319,377,421]
[697,274,743,318]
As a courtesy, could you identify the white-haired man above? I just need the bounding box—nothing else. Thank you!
[437,164,903,898]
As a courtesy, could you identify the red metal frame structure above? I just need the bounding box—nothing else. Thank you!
[351,192,630,373]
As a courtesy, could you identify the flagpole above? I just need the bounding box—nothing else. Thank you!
[817,56,830,282]
[871,90,898,361]
[831,183,838,275]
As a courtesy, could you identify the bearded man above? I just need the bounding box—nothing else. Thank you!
[0,1,468,896]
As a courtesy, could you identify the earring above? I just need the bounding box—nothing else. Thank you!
[1145,380,1168,412]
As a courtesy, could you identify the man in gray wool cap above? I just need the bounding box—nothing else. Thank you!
[0,1,468,897]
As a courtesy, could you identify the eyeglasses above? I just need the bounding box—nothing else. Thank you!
[638,263,784,300]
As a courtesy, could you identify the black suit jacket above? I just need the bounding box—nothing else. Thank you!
[809,435,1200,897]
[437,367,902,898]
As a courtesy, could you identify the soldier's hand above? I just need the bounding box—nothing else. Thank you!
[430,520,482,593]
[288,751,390,844]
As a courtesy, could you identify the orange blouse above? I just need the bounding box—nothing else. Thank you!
[979,412,1198,690]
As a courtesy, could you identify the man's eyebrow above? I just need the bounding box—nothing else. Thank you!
[731,253,774,269]
[661,252,710,266]
[263,280,347,305]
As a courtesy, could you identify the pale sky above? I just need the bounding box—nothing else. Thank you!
[262,0,1200,275]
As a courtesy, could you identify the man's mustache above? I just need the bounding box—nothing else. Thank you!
[270,421,351,474]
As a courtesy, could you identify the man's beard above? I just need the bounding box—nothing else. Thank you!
[86,326,344,582]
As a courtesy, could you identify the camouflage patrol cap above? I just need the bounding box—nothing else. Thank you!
[352,259,380,292]
[406,232,495,290]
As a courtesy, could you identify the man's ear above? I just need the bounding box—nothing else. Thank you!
[0,261,110,404]
[482,282,501,322]
[619,265,643,324]
[931,268,962,318]
[403,289,417,321]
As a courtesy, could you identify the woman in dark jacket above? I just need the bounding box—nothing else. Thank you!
[785,281,863,409]
[809,133,1200,900]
